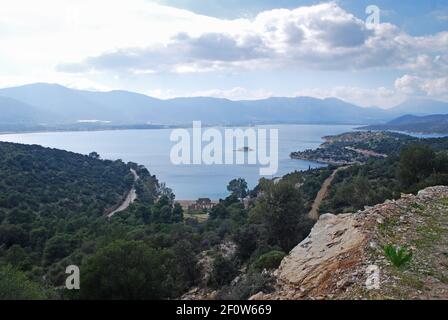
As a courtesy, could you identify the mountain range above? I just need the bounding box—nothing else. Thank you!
[361,114,448,134]
[0,83,447,128]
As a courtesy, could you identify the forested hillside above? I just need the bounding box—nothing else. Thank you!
[0,142,160,298]
[320,139,448,214]
[1,134,448,300]
[0,141,324,300]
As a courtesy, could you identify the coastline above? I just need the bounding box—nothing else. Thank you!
[357,127,448,136]
[0,122,363,136]
[0,124,358,200]
[0,125,179,136]
[289,155,352,166]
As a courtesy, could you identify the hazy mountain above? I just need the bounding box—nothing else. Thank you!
[361,114,448,134]
[77,89,165,122]
[389,98,448,116]
[239,97,390,124]
[0,83,126,123]
[0,96,40,124]
[0,83,446,128]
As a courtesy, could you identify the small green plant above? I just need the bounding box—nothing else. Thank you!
[250,250,286,273]
[383,244,413,268]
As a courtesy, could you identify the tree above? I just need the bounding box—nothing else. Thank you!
[5,245,30,270]
[80,240,170,300]
[233,225,260,260]
[249,180,312,252]
[398,144,436,188]
[170,240,199,289]
[208,255,237,289]
[30,227,49,250]
[209,203,229,220]
[158,183,175,203]
[0,224,29,248]
[331,174,375,211]
[7,208,36,225]
[172,202,184,223]
[227,178,248,199]
[435,152,448,173]
[88,152,100,159]
[0,265,48,300]
[43,234,76,265]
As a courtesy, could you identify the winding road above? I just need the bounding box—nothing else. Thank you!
[107,169,139,218]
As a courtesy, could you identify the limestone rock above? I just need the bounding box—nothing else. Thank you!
[252,186,448,300]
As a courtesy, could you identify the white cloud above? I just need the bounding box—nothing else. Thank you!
[295,86,406,108]
[145,87,273,100]
[55,2,448,75]
[431,8,448,22]
[145,89,177,99]
[189,87,273,100]
[0,0,246,84]
[395,74,448,99]
[400,54,448,77]
[57,32,270,74]
[0,1,447,107]
[394,75,422,95]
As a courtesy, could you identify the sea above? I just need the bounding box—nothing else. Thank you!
[0,124,356,199]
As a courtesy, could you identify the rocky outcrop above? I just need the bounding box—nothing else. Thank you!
[252,186,448,300]
[182,241,237,300]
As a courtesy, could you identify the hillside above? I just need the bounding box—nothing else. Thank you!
[0,142,160,290]
[252,186,448,300]
[291,131,416,165]
[1,132,448,300]
[0,96,40,125]
[361,114,448,134]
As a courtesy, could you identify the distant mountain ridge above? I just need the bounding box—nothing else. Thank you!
[0,96,40,124]
[0,83,447,129]
[388,99,448,116]
[361,114,448,134]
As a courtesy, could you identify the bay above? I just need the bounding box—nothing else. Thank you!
[0,124,355,199]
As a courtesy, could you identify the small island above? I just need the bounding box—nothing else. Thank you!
[237,146,254,152]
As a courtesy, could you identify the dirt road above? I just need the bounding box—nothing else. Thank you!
[107,169,139,218]
[308,166,349,220]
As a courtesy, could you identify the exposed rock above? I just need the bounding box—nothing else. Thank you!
[181,241,237,300]
[252,186,448,300]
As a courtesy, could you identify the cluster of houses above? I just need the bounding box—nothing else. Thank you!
[177,198,218,212]
[177,197,252,212]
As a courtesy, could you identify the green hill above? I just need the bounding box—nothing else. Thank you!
[0,142,160,293]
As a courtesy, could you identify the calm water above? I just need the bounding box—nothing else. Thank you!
[0,124,355,199]
[393,131,448,139]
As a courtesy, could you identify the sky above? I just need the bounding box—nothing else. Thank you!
[0,0,447,108]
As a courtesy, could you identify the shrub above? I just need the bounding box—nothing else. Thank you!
[80,240,172,299]
[0,265,48,300]
[216,272,275,300]
[250,250,286,272]
[398,144,436,188]
[208,255,237,289]
[383,244,413,268]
